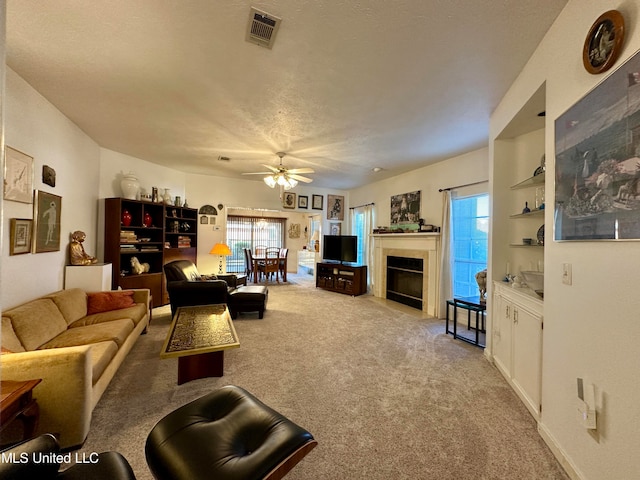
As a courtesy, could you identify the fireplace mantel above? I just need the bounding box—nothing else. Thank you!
[371,233,440,317]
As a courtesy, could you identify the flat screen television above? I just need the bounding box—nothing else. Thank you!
[323,235,358,264]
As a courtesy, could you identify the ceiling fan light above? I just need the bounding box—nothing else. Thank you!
[264,175,276,188]
[276,175,286,186]
[288,178,298,188]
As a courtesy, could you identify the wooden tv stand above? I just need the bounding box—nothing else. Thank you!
[316,263,367,296]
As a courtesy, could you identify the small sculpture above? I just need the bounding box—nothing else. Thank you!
[131,256,150,275]
[475,269,487,302]
[69,231,98,265]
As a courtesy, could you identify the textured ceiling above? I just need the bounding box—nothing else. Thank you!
[6,1,567,190]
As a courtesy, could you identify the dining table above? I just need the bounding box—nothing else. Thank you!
[251,252,287,283]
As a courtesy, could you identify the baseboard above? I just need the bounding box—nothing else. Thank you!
[537,422,584,480]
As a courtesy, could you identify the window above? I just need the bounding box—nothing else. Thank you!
[352,210,366,265]
[451,194,489,297]
[226,216,286,273]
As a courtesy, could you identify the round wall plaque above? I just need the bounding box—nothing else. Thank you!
[583,10,625,75]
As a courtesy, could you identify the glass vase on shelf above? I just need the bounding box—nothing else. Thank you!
[535,187,545,210]
[163,188,172,205]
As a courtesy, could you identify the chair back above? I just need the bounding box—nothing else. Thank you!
[279,248,288,259]
[243,248,253,274]
[262,247,280,281]
[266,247,280,258]
[164,260,201,282]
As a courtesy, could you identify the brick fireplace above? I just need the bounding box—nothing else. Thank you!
[371,233,441,317]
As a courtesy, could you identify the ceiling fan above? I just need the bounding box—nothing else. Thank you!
[242,152,314,190]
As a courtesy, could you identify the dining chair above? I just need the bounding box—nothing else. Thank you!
[279,248,289,282]
[243,248,253,277]
[254,245,267,257]
[260,247,281,283]
[247,248,263,282]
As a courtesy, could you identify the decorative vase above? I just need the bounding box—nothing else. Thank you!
[120,172,140,200]
[143,212,152,227]
[122,209,132,227]
[163,188,172,205]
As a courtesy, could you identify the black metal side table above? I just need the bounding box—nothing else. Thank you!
[445,295,486,348]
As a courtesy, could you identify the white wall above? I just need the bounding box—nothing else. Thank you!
[490,1,640,478]
[2,67,101,308]
[350,148,489,229]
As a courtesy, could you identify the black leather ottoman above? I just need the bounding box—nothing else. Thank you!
[228,285,268,319]
[145,385,317,480]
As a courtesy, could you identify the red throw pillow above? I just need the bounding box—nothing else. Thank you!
[87,291,136,315]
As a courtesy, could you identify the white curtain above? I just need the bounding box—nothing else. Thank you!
[438,190,453,318]
[351,204,376,290]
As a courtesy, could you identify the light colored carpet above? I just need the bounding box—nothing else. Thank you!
[70,273,568,479]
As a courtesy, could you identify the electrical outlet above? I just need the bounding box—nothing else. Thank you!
[562,263,572,285]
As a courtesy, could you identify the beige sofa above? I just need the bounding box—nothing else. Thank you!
[1,288,150,449]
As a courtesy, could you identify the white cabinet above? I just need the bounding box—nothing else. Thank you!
[492,282,543,418]
[65,263,113,291]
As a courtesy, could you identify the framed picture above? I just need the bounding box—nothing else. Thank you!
[329,222,341,235]
[283,192,296,209]
[298,195,308,209]
[9,218,33,255]
[390,190,421,226]
[33,190,62,253]
[4,146,34,204]
[312,194,323,210]
[327,194,344,220]
[555,48,640,241]
[42,165,56,187]
[200,215,209,224]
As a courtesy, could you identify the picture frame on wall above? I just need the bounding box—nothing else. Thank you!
[9,218,33,255]
[33,190,62,253]
[312,194,323,210]
[555,48,640,240]
[298,195,308,209]
[390,190,421,226]
[329,222,341,235]
[4,146,34,204]
[327,194,345,220]
[283,192,296,209]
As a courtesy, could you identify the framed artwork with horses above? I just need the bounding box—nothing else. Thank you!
[555,48,640,241]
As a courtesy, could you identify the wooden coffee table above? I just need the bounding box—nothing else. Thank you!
[1,379,42,443]
[160,304,240,385]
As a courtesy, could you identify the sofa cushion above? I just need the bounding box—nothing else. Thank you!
[1,316,26,353]
[87,291,135,315]
[44,289,88,325]
[89,341,119,385]
[71,303,148,328]
[38,319,134,349]
[5,299,68,351]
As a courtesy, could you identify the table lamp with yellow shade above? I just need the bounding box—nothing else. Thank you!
[210,243,232,274]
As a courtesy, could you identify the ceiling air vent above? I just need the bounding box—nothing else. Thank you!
[246,7,281,49]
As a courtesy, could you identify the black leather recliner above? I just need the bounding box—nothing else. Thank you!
[0,434,136,480]
[163,260,233,315]
[164,260,268,318]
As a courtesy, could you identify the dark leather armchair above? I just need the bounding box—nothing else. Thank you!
[163,260,231,315]
[0,434,136,480]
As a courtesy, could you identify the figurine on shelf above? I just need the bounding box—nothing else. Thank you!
[522,201,531,214]
[69,230,98,265]
[130,257,150,275]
